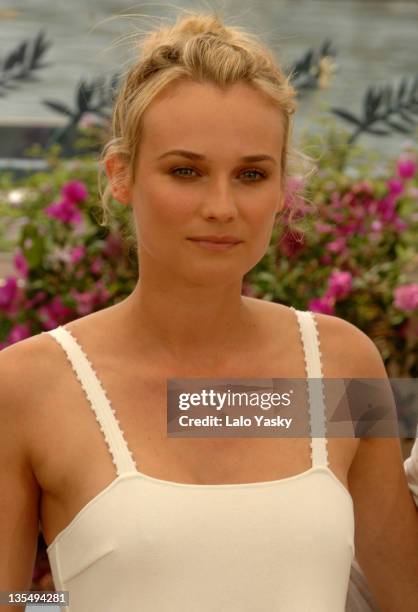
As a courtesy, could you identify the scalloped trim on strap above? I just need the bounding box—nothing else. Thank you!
[45,326,138,476]
[290,307,329,468]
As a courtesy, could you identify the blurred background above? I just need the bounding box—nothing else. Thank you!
[1,0,418,167]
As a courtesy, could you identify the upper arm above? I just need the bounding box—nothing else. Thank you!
[0,340,41,600]
[349,434,418,610]
[318,315,418,611]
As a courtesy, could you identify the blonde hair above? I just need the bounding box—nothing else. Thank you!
[97,9,316,239]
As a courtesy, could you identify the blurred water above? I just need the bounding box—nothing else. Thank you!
[0,0,417,161]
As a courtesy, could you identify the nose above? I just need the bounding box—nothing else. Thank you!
[200,179,239,222]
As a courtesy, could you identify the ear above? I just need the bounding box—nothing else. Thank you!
[105,155,132,205]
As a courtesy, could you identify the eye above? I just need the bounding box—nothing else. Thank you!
[170,167,267,181]
[241,169,267,181]
[171,167,198,178]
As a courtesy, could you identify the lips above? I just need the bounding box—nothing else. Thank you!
[187,235,242,244]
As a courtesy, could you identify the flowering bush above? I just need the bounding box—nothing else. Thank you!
[0,143,138,348]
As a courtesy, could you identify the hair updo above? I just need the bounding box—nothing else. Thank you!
[98,9,315,239]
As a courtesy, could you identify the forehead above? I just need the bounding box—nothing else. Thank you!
[140,80,284,157]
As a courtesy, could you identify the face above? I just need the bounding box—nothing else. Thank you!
[108,80,285,287]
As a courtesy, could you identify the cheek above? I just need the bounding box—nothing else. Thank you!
[136,179,195,228]
[245,198,278,256]
[131,180,196,256]
[245,196,278,233]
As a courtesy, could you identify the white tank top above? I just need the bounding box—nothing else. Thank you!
[44,307,355,611]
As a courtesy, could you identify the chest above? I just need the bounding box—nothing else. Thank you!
[32,325,359,547]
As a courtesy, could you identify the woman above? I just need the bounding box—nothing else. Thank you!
[1,10,417,612]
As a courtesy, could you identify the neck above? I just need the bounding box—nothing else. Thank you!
[116,277,257,365]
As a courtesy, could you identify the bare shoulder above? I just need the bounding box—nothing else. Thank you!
[0,330,64,400]
[309,310,387,379]
[244,297,386,377]
[0,331,67,453]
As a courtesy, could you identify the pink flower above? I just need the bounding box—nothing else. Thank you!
[70,245,86,264]
[326,236,347,254]
[69,289,96,316]
[103,234,124,258]
[366,200,378,215]
[7,322,32,344]
[327,270,353,300]
[352,180,373,196]
[90,260,101,274]
[279,229,306,258]
[38,296,73,329]
[319,254,332,265]
[90,257,103,275]
[0,277,18,309]
[62,180,88,203]
[308,295,335,315]
[95,280,110,304]
[393,283,418,312]
[315,221,334,234]
[387,178,404,197]
[330,211,345,224]
[351,206,367,220]
[331,192,344,208]
[338,221,359,237]
[44,197,82,225]
[370,220,383,232]
[397,155,417,180]
[285,176,305,197]
[13,251,29,278]
[377,196,397,223]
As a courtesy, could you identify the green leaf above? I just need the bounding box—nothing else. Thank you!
[20,224,45,268]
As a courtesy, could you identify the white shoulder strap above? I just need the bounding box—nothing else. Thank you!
[45,326,138,476]
[291,307,329,468]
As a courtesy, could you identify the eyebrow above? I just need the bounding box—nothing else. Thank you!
[157,149,277,164]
